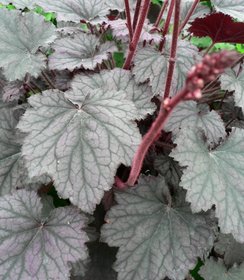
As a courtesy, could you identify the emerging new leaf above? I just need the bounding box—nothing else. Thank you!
[0,10,56,81]
[49,33,117,71]
[0,190,89,280]
[101,175,215,280]
[69,68,155,118]
[171,129,244,243]
[35,0,109,22]
[165,101,226,146]
[18,90,141,213]
[199,258,244,280]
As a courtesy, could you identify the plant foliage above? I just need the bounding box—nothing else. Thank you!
[0,1,244,279]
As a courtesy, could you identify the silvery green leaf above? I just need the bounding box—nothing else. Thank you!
[69,68,155,119]
[108,19,161,43]
[56,21,84,35]
[1,0,36,9]
[221,99,244,129]
[0,10,56,81]
[0,189,89,280]
[212,0,244,21]
[199,258,244,280]
[180,0,210,22]
[171,128,244,243]
[49,33,117,71]
[220,69,244,109]
[154,155,182,187]
[105,0,135,11]
[18,89,141,213]
[133,39,200,96]
[0,107,25,195]
[165,101,226,146]
[214,233,244,266]
[35,0,109,22]
[101,175,215,280]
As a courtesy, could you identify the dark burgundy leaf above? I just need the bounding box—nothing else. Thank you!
[188,13,244,44]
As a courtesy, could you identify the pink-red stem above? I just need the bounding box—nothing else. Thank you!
[133,0,142,31]
[123,0,151,69]
[179,0,199,33]
[154,0,169,28]
[126,0,182,186]
[124,0,133,41]
[163,0,181,100]
[159,0,175,51]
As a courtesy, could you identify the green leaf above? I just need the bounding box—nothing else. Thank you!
[101,175,216,280]
[199,258,244,280]
[49,33,117,71]
[236,44,244,54]
[0,10,56,81]
[0,190,89,280]
[171,128,244,243]
[18,89,141,213]
[1,0,35,9]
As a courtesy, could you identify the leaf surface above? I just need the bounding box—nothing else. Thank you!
[18,90,141,213]
[0,107,25,195]
[49,33,117,71]
[165,101,226,146]
[188,13,244,44]
[133,39,200,96]
[0,10,56,81]
[35,0,109,22]
[199,258,244,280]
[101,175,215,280]
[220,69,244,109]
[105,0,135,11]
[1,0,36,9]
[214,233,244,266]
[0,190,89,280]
[171,129,244,243]
[154,155,182,187]
[212,0,244,21]
[69,68,155,118]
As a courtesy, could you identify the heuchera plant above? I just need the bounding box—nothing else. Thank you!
[1,0,244,279]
